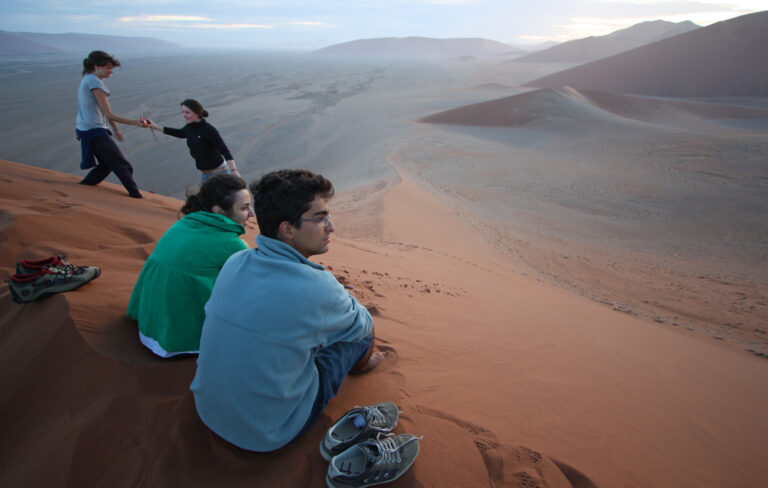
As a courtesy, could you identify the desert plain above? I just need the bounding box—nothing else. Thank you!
[1,47,767,487]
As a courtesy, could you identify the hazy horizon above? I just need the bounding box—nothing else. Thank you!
[1,1,763,50]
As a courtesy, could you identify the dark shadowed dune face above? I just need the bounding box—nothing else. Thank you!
[419,87,768,128]
[418,88,628,127]
[514,19,700,64]
[524,11,768,97]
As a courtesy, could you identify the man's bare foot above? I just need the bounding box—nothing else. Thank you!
[351,351,384,374]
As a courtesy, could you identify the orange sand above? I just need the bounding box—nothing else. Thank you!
[2,159,768,487]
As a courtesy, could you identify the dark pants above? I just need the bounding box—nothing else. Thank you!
[80,135,140,196]
[293,333,373,440]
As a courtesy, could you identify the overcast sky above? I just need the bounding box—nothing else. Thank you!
[1,0,763,49]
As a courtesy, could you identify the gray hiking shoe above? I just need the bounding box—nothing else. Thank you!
[326,433,421,488]
[15,255,95,276]
[320,402,400,461]
[7,265,101,304]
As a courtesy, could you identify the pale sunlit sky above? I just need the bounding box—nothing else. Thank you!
[0,0,763,49]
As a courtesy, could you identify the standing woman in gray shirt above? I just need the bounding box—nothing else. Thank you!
[76,50,148,198]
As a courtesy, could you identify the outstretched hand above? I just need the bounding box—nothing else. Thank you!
[140,117,161,131]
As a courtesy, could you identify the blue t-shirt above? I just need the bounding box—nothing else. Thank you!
[76,73,110,131]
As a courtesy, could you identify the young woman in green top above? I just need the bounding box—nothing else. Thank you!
[127,174,254,357]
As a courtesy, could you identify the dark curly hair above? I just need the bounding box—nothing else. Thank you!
[180,174,247,217]
[82,50,121,76]
[249,169,334,238]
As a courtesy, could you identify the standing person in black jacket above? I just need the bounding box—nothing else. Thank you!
[144,99,241,182]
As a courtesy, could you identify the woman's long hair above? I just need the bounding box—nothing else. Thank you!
[82,50,120,76]
[180,174,246,217]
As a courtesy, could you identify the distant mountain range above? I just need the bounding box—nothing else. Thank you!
[314,37,523,58]
[0,31,180,55]
[312,21,703,61]
[0,31,63,55]
[514,20,700,64]
[525,10,768,97]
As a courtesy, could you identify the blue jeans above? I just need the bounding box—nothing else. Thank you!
[294,333,373,439]
[80,134,140,196]
[200,166,231,183]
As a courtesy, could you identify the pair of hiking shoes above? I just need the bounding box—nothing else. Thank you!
[6,255,101,304]
[320,402,421,488]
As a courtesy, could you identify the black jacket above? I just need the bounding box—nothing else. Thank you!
[164,120,233,171]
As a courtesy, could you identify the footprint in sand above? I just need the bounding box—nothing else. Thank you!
[411,404,598,488]
[363,281,385,298]
[375,344,397,364]
[516,446,543,464]
[26,201,79,213]
[513,469,545,488]
[365,303,382,316]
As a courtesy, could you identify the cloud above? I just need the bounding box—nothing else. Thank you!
[188,23,274,30]
[581,0,763,23]
[518,34,571,43]
[559,6,753,39]
[287,21,339,28]
[117,14,273,29]
[194,24,275,30]
[119,15,212,23]
[561,16,639,37]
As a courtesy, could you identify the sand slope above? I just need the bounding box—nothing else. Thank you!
[2,159,768,487]
[524,10,768,97]
[514,20,699,64]
[419,86,768,128]
[0,160,585,487]
[415,85,768,359]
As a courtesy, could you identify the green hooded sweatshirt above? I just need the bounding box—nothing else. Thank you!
[127,211,247,356]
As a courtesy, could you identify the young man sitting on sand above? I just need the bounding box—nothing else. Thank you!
[190,169,382,452]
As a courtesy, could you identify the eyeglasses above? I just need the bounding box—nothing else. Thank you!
[298,215,332,227]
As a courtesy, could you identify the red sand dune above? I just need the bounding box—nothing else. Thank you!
[524,10,768,97]
[514,20,699,64]
[2,159,768,487]
[418,86,768,127]
[418,88,606,127]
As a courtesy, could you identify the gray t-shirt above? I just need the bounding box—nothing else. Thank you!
[76,73,110,131]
